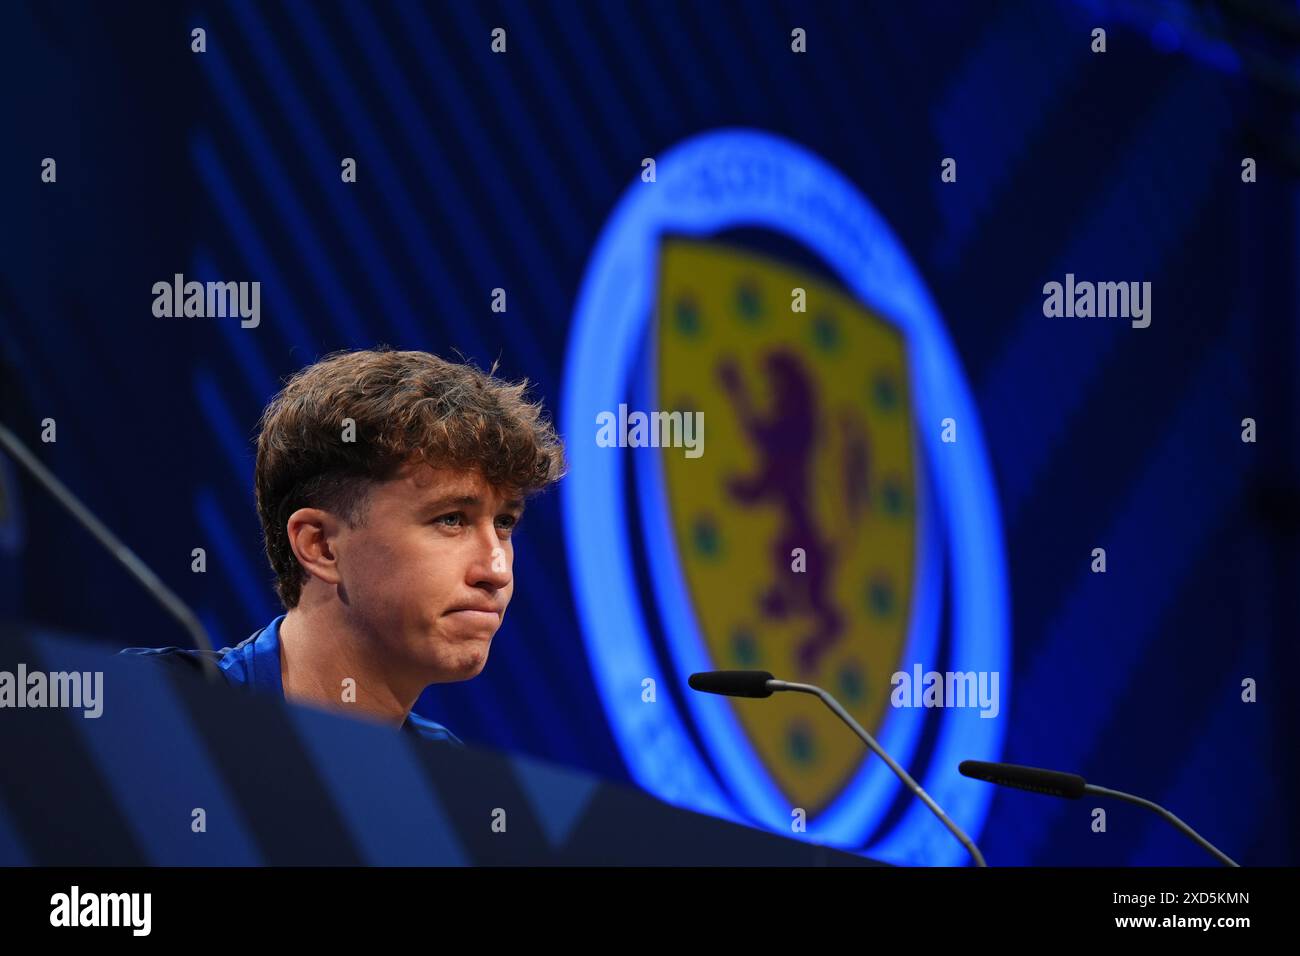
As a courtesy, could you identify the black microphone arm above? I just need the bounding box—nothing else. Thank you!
[959,760,1239,867]
[689,670,988,867]
[0,421,219,681]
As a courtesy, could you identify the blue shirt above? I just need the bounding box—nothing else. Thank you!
[120,614,465,747]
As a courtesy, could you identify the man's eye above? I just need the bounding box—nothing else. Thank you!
[496,514,519,532]
[433,512,464,527]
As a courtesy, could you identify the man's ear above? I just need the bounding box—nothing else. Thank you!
[286,507,344,589]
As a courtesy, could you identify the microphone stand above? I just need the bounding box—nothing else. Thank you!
[0,421,220,681]
[1084,783,1239,867]
[771,679,988,867]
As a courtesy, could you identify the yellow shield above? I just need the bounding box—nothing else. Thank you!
[656,237,917,814]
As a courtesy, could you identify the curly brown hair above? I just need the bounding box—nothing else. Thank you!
[254,347,566,610]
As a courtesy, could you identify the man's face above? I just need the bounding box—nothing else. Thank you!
[332,461,522,683]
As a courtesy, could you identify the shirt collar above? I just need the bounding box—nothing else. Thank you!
[218,613,286,697]
[220,614,461,744]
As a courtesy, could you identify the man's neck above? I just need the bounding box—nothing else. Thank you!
[277,604,423,730]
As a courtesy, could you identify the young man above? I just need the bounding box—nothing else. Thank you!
[121,347,566,746]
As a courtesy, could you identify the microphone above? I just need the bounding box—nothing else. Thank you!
[0,420,220,681]
[689,669,987,867]
[958,760,1085,799]
[958,759,1239,867]
[687,669,775,698]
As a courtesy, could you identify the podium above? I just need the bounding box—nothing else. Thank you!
[0,622,885,866]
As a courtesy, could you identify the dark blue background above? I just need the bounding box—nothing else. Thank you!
[2,0,1296,865]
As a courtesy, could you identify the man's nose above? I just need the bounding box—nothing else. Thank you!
[470,525,511,588]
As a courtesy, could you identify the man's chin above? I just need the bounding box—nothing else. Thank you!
[423,642,491,681]
[455,643,490,674]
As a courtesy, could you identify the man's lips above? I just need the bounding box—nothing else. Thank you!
[443,606,502,623]
[444,604,501,615]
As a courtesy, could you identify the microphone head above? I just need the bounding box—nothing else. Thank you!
[959,760,1087,799]
[688,670,776,698]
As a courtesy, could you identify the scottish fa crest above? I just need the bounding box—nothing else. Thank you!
[563,130,1009,865]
